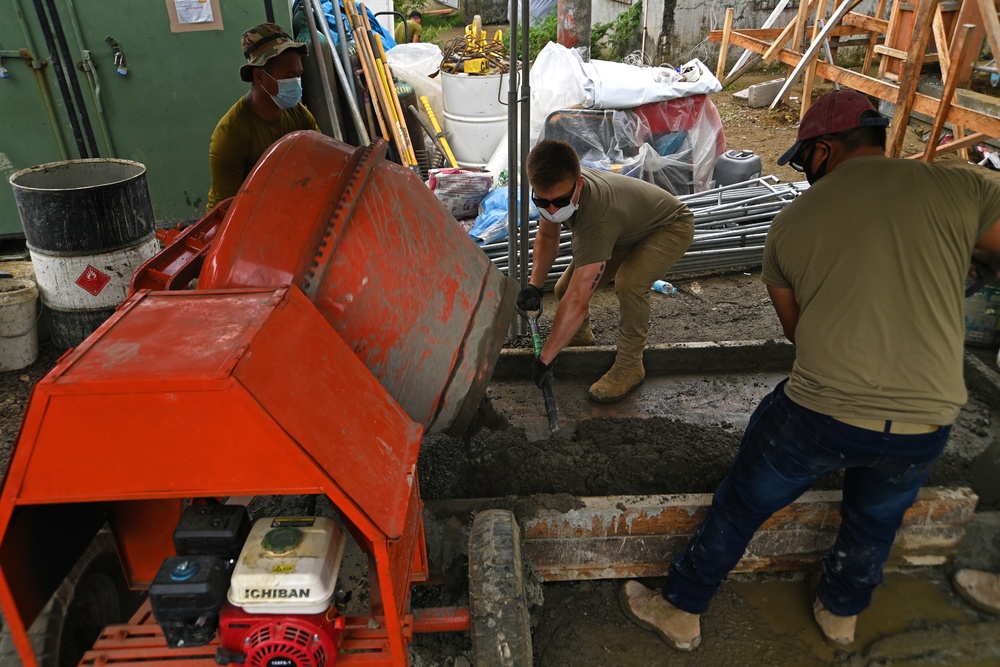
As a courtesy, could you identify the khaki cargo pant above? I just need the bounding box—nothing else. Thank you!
[554,220,694,367]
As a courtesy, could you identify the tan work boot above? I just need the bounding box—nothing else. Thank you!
[812,598,856,646]
[618,580,701,651]
[567,328,596,347]
[588,360,645,403]
[954,569,1000,614]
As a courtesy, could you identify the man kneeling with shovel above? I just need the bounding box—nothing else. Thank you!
[518,139,694,402]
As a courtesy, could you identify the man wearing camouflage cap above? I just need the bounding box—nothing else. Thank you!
[207,22,320,211]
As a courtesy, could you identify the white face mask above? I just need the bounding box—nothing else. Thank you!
[539,201,578,223]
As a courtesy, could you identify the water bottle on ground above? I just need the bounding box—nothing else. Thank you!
[652,280,676,295]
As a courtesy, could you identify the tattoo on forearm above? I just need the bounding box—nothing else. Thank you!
[590,263,606,291]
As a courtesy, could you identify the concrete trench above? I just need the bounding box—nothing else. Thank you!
[407,340,1000,665]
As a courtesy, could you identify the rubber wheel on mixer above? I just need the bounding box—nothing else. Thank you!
[468,509,533,667]
[0,531,142,667]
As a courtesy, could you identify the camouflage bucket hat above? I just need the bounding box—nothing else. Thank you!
[239,23,308,82]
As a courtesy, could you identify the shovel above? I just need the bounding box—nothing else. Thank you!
[515,304,560,434]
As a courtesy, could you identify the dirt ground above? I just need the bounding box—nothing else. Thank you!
[1,72,1000,667]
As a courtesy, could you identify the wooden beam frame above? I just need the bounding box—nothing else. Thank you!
[887,0,940,157]
[709,6,1000,159]
[922,24,978,161]
[425,487,978,581]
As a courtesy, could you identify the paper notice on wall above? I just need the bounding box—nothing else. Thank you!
[174,0,214,24]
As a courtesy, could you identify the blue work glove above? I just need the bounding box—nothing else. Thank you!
[532,356,555,388]
[517,285,543,312]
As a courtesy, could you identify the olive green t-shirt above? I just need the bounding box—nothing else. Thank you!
[206,96,320,211]
[762,156,1000,424]
[394,19,422,43]
[562,168,694,266]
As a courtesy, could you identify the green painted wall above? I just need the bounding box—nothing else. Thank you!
[0,0,292,237]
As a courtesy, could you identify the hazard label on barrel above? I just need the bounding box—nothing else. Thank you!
[75,265,111,296]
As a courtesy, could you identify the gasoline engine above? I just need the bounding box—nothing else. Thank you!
[149,505,348,667]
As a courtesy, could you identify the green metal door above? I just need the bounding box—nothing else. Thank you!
[0,0,291,238]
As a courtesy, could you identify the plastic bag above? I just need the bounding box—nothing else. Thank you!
[468,187,540,245]
[529,42,723,149]
[428,168,494,220]
[386,42,442,75]
[540,95,726,194]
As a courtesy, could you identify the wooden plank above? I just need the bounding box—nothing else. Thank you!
[792,0,814,52]
[518,488,977,540]
[726,0,792,81]
[717,7,735,80]
[874,44,911,58]
[426,488,977,581]
[888,0,941,158]
[879,0,908,78]
[802,9,830,119]
[923,24,977,161]
[975,0,1000,69]
[769,0,866,109]
[952,0,987,83]
[933,4,953,76]
[709,25,887,41]
[763,14,805,63]
[721,28,1000,139]
[524,522,969,581]
[784,0,818,102]
[861,0,889,73]
[842,9,889,33]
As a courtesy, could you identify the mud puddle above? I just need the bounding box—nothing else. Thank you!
[532,571,1000,666]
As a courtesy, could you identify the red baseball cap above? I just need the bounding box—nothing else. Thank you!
[777,91,889,165]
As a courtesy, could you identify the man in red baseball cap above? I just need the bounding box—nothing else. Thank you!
[776,89,888,183]
[619,89,1000,652]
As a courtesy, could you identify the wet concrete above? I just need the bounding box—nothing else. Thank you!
[410,342,1000,665]
[421,373,998,507]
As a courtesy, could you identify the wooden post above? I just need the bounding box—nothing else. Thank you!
[801,0,831,120]
[922,24,976,162]
[886,0,940,158]
[878,0,907,79]
[861,0,888,74]
[974,0,1000,70]
[717,7,735,81]
[932,5,952,75]
[782,0,816,104]
[768,0,864,110]
[763,7,808,63]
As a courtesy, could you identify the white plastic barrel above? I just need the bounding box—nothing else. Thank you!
[441,70,509,167]
[0,278,40,371]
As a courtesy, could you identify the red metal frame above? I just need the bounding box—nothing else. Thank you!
[79,602,471,667]
[130,198,232,293]
[0,287,470,667]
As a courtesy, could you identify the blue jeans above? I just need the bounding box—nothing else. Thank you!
[662,380,951,617]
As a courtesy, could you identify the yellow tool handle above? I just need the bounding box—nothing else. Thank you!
[420,95,457,168]
[375,33,418,167]
[344,1,390,142]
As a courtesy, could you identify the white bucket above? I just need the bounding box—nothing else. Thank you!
[440,70,510,118]
[964,282,1000,346]
[443,111,507,165]
[0,278,40,371]
[440,70,509,169]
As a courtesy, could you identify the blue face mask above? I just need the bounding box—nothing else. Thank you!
[263,69,302,110]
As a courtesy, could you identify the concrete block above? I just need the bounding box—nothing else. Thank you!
[746,78,786,108]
